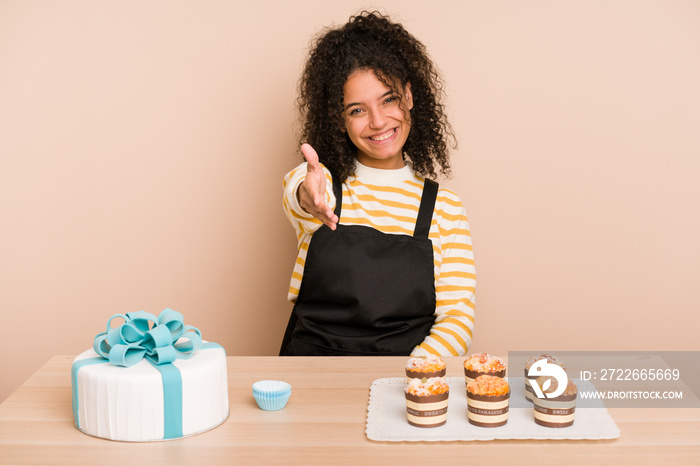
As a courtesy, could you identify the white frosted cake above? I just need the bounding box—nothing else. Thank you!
[71,309,229,441]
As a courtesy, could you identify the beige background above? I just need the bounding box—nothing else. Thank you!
[1,0,699,402]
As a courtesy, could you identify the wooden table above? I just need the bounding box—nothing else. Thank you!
[1,356,699,465]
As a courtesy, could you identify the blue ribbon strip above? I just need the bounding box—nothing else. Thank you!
[72,308,216,440]
[151,362,183,439]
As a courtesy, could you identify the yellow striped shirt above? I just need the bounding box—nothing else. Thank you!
[282,161,476,357]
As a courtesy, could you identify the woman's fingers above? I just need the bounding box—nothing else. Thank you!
[299,143,338,230]
[301,143,319,168]
[299,187,338,230]
[302,143,325,198]
[319,207,338,231]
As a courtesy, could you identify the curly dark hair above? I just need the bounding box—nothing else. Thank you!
[297,11,456,181]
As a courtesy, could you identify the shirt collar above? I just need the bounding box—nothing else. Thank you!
[352,159,414,184]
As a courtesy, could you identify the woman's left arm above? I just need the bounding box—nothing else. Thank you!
[412,189,476,357]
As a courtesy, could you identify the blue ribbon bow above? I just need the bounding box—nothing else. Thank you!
[93,308,202,367]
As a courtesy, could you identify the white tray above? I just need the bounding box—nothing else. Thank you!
[366,377,620,441]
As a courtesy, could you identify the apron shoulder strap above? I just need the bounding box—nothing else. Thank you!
[332,172,343,217]
[414,178,438,238]
[331,172,436,237]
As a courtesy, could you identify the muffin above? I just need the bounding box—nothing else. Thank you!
[463,353,506,385]
[524,354,566,403]
[405,355,447,382]
[533,378,577,427]
[466,375,510,427]
[404,377,450,428]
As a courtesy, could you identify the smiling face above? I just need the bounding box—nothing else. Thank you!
[342,69,413,170]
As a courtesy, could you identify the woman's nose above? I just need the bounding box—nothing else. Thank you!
[368,109,387,129]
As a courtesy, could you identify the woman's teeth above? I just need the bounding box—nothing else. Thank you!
[369,129,395,141]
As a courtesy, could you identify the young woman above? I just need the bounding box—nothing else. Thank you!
[280,11,475,357]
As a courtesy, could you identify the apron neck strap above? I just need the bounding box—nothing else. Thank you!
[331,173,438,238]
[331,172,343,217]
[414,179,438,238]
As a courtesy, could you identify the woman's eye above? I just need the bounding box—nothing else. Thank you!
[385,96,398,104]
[348,108,362,116]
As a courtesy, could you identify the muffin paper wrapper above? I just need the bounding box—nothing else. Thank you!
[405,368,447,380]
[464,368,506,380]
[366,377,619,441]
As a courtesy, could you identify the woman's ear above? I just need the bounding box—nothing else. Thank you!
[404,82,413,110]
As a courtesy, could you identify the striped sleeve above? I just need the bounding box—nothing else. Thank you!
[282,162,336,240]
[412,188,476,357]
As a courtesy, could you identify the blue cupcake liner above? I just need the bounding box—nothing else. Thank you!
[253,391,291,411]
[252,380,291,395]
[252,380,292,411]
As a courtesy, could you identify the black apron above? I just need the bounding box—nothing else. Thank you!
[280,174,438,356]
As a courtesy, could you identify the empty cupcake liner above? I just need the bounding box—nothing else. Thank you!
[252,380,292,411]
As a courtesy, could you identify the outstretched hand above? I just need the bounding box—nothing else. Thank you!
[297,143,339,230]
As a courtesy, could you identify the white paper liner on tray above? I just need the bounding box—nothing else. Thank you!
[366,377,620,442]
